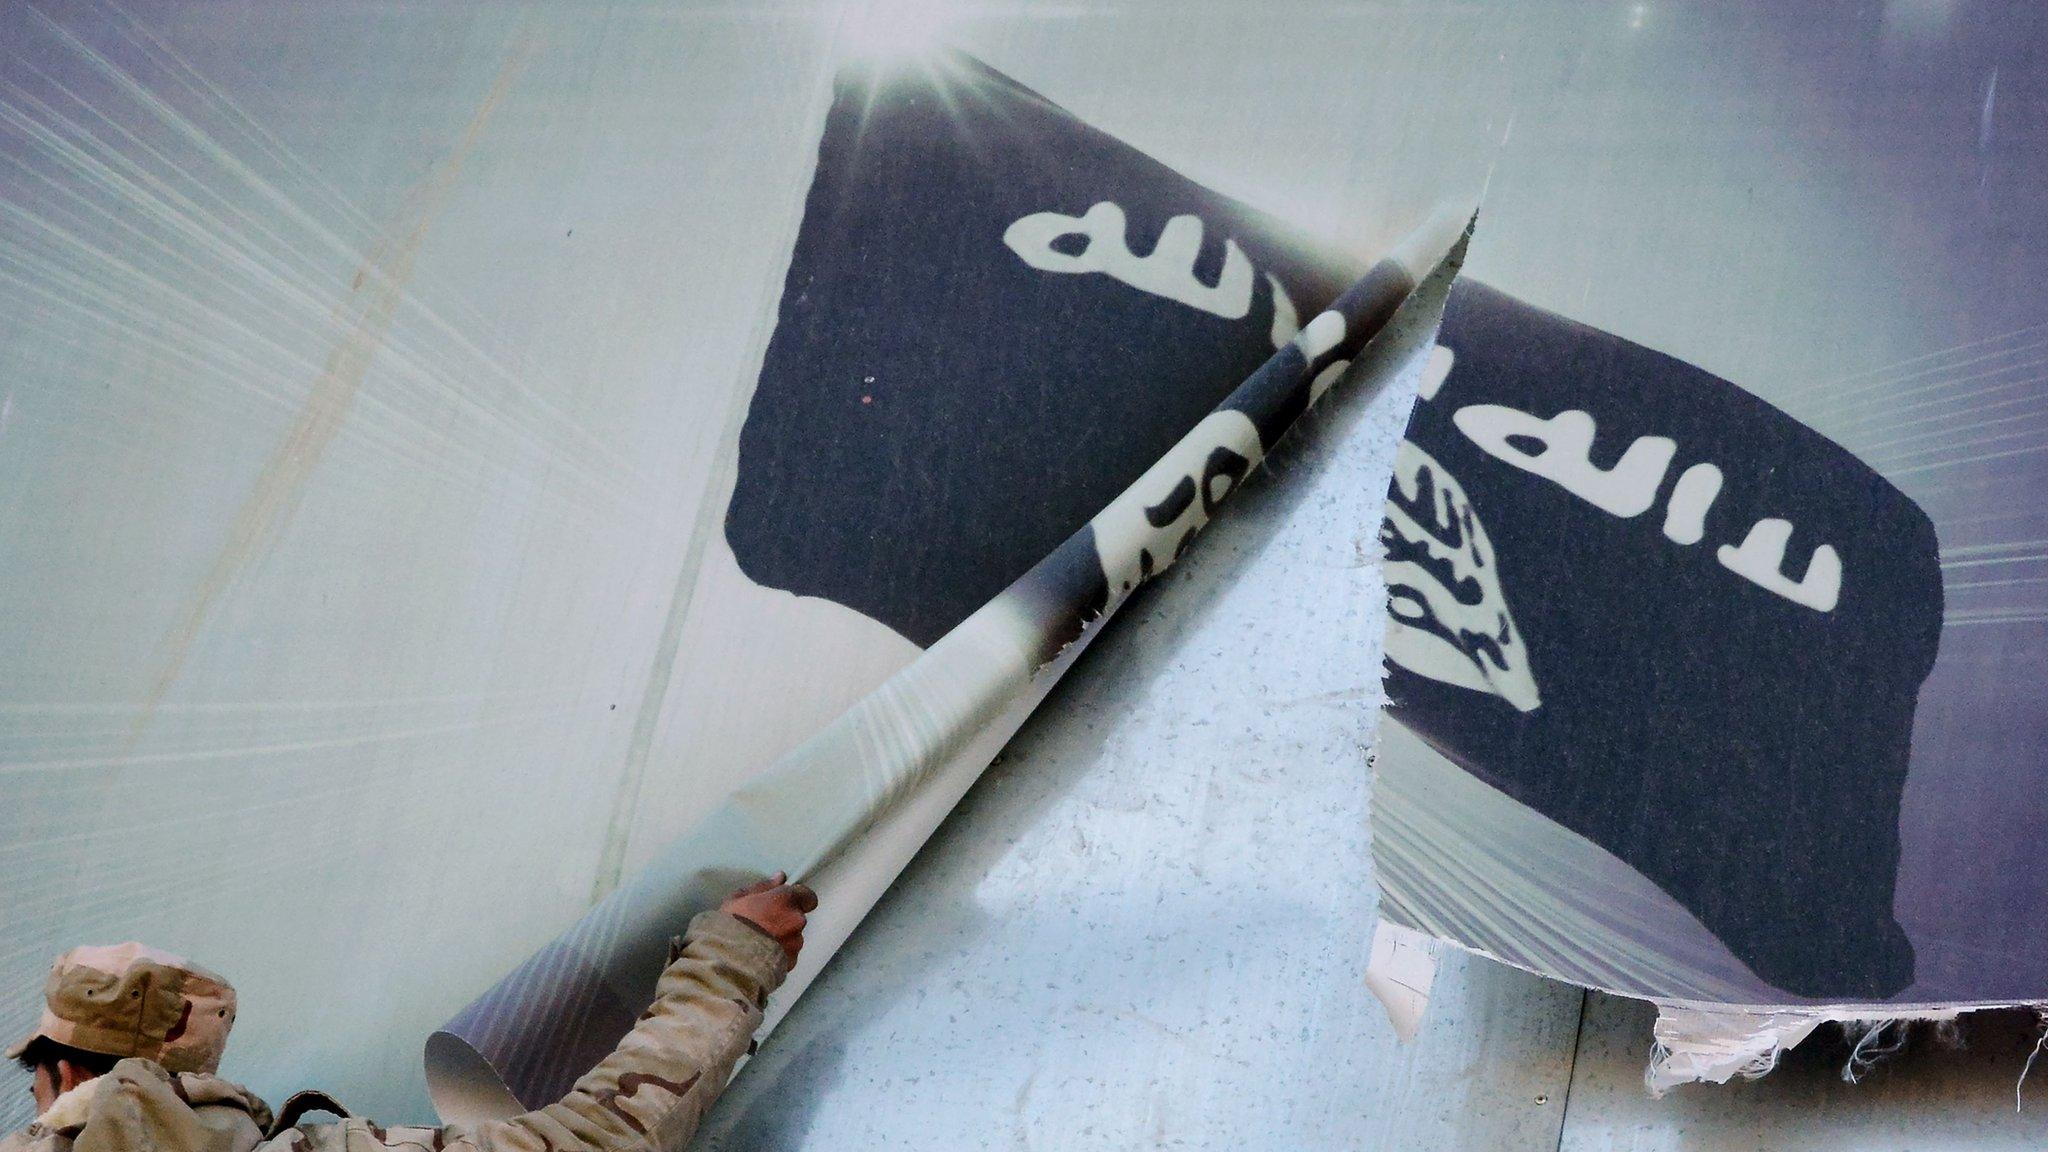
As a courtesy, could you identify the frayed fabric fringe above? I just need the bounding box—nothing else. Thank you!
[1642,1003,2048,1098]
[1644,1006,1827,1096]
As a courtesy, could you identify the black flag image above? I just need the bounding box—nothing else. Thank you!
[1382,282,1944,999]
[729,49,1948,1000]
[727,53,1354,647]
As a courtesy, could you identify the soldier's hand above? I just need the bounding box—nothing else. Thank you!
[721,872,818,965]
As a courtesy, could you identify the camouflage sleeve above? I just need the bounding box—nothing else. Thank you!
[291,911,787,1152]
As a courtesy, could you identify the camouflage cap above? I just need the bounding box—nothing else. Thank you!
[5,943,236,1075]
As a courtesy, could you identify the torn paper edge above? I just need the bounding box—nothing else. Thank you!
[1362,728,2046,1090]
[1363,912,2046,1094]
[1364,919,1442,1043]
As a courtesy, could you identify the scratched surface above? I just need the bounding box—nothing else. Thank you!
[5,0,2048,1146]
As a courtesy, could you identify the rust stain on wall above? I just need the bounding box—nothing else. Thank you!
[129,44,533,748]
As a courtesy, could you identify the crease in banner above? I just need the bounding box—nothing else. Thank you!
[425,207,1475,1123]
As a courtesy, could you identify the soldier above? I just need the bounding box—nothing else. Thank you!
[3,874,817,1151]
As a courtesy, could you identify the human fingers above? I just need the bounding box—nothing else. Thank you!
[729,872,785,901]
[759,894,808,936]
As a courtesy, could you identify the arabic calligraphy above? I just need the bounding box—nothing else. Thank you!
[1416,344,1455,401]
[1424,350,1843,613]
[1265,272,1299,349]
[1005,201,1304,350]
[1452,406,1676,519]
[1090,411,1264,598]
[1719,518,1841,612]
[1382,441,1541,711]
[1660,462,1723,547]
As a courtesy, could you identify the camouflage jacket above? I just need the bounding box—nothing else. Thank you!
[1,912,786,1152]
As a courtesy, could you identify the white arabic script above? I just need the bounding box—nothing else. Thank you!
[1718,519,1842,612]
[1452,406,1676,519]
[1003,201,1256,321]
[1421,351,1844,614]
[1382,440,1542,711]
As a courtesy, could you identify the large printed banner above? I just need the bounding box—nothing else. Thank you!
[1375,286,1943,1004]
[426,52,1463,1117]
[724,57,1358,649]
[1371,227,2048,1047]
[7,0,2040,1128]
[434,46,2043,1111]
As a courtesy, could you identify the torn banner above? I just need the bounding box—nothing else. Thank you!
[427,50,1467,1120]
[1379,279,1943,1000]
[1369,279,1997,1079]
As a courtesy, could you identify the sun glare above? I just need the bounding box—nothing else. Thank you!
[842,0,959,60]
